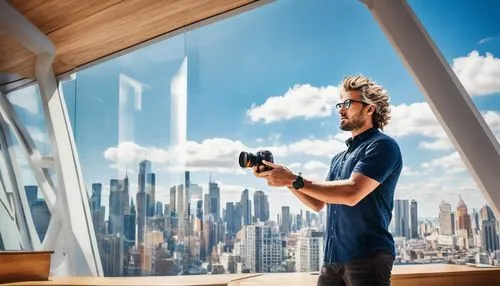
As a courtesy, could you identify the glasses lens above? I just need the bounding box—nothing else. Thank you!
[344,99,351,109]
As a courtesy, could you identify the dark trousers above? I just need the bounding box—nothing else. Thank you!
[317,251,395,286]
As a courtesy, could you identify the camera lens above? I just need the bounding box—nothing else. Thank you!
[239,151,250,168]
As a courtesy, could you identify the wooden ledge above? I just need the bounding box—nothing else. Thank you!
[2,265,500,286]
[2,274,262,286]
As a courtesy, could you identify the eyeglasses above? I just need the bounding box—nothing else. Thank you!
[335,99,368,110]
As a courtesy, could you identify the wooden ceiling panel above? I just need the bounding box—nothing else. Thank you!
[1,0,258,83]
[49,0,255,74]
[0,34,36,78]
[7,0,124,34]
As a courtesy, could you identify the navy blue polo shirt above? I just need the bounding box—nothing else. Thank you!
[324,127,402,264]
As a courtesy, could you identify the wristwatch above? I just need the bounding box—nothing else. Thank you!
[292,172,304,190]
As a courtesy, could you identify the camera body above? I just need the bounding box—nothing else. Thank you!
[239,150,274,172]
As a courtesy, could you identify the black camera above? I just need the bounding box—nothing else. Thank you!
[238,150,274,172]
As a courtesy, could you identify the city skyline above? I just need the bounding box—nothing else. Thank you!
[24,168,500,276]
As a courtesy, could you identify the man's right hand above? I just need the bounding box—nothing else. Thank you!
[252,165,268,178]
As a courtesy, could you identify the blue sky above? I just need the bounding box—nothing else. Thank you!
[9,0,500,219]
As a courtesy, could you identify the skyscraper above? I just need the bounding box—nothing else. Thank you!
[242,225,282,273]
[480,205,498,252]
[90,183,102,212]
[155,201,163,216]
[226,202,235,234]
[280,206,291,234]
[209,181,220,219]
[296,229,324,272]
[138,160,156,217]
[146,173,156,217]
[24,185,38,207]
[410,200,418,239]
[241,189,252,226]
[234,202,242,234]
[394,199,409,238]
[109,179,124,235]
[31,199,51,241]
[124,198,136,243]
[480,205,495,222]
[457,196,472,233]
[472,208,480,232]
[439,200,453,236]
[122,175,130,214]
[196,200,203,220]
[456,196,473,249]
[253,190,269,223]
[136,188,146,246]
[482,220,499,252]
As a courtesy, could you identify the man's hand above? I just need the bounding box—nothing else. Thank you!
[252,160,296,187]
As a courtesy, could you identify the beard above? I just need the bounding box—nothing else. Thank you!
[340,111,366,131]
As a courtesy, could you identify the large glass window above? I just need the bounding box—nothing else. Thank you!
[60,0,500,273]
[0,84,53,250]
[3,0,499,276]
[61,33,186,276]
[405,0,500,264]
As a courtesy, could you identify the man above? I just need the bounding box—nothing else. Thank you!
[254,75,402,286]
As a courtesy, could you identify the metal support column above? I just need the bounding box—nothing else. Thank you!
[362,0,500,216]
[0,0,102,276]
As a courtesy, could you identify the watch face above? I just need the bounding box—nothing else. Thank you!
[293,179,304,189]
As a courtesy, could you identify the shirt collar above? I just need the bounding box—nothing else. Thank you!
[345,127,379,148]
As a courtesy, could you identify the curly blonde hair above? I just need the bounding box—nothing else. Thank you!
[341,75,391,130]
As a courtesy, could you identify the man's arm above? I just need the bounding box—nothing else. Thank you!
[295,172,380,206]
[258,138,402,207]
[287,186,325,212]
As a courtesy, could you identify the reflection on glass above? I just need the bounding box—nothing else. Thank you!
[0,84,55,251]
[7,85,51,156]
[50,0,500,278]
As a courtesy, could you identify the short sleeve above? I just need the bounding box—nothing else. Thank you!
[353,138,402,183]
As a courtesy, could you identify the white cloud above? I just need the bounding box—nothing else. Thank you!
[478,36,500,45]
[387,103,500,151]
[26,126,50,147]
[104,133,350,174]
[7,85,40,115]
[288,162,302,170]
[417,137,451,151]
[421,152,466,174]
[303,160,330,181]
[386,102,452,151]
[184,138,246,173]
[401,166,426,177]
[247,84,339,123]
[303,160,329,171]
[483,110,500,142]
[104,139,246,174]
[288,136,346,157]
[452,51,500,96]
[386,102,443,138]
[104,141,166,165]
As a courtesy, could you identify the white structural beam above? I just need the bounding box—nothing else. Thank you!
[0,95,57,211]
[362,0,500,216]
[0,110,42,250]
[0,0,102,276]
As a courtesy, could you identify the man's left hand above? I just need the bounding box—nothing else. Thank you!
[259,160,296,187]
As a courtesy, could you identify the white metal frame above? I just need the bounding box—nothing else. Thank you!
[362,0,500,217]
[0,107,42,250]
[0,0,273,277]
[0,0,102,276]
